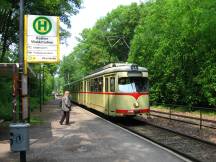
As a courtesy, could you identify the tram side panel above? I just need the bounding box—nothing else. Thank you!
[71,92,78,104]
[70,91,75,103]
[107,94,116,116]
[79,81,84,105]
[84,81,87,105]
[88,93,105,113]
[71,83,79,104]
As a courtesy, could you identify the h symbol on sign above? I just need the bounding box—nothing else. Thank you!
[38,20,47,31]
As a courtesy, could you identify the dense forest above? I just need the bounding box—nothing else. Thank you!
[60,0,216,107]
[0,0,82,120]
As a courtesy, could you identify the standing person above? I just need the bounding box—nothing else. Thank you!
[59,91,71,125]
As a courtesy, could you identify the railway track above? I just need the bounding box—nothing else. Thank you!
[81,106,216,162]
[114,117,216,162]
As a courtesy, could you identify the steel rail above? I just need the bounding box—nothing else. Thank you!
[150,111,216,129]
[151,110,216,123]
[136,116,216,146]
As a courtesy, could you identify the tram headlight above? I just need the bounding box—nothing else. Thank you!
[134,102,139,108]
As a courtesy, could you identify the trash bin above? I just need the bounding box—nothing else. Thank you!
[10,123,30,152]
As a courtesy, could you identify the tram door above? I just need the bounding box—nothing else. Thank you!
[84,81,87,105]
[86,81,90,106]
[104,75,116,116]
[104,77,109,115]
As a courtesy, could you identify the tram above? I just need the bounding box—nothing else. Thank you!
[65,63,149,117]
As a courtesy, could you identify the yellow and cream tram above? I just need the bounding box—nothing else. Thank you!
[65,63,149,117]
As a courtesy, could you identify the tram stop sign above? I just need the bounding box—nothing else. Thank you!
[24,15,60,63]
[33,17,52,35]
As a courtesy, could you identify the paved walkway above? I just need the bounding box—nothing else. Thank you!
[0,100,190,162]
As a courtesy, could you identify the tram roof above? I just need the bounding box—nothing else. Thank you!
[84,63,147,79]
[65,63,148,86]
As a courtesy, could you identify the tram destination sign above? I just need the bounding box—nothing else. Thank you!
[24,15,60,63]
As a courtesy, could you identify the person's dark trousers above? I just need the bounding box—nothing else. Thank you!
[60,111,70,125]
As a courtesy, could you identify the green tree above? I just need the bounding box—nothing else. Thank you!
[60,0,216,107]
[60,3,141,82]
[129,0,216,106]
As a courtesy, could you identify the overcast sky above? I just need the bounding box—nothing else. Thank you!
[60,0,147,58]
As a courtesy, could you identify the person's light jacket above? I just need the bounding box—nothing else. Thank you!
[61,96,71,112]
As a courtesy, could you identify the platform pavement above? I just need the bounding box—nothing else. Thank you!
[0,100,190,162]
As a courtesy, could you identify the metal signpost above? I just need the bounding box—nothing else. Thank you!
[9,1,29,162]
[10,1,60,162]
[19,0,28,161]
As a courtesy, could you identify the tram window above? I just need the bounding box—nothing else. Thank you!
[77,83,79,92]
[76,83,79,92]
[84,81,87,92]
[94,78,98,92]
[88,81,90,91]
[105,78,108,92]
[90,80,94,92]
[118,77,149,92]
[110,77,115,92]
[80,82,83,91]
[89,78,103,92]
[98,77,103,92]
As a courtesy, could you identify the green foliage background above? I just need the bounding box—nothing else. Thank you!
[0,78,13,120]
[60,0,216,107]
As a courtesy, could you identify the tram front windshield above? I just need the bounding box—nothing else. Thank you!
[118,77,148,93]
